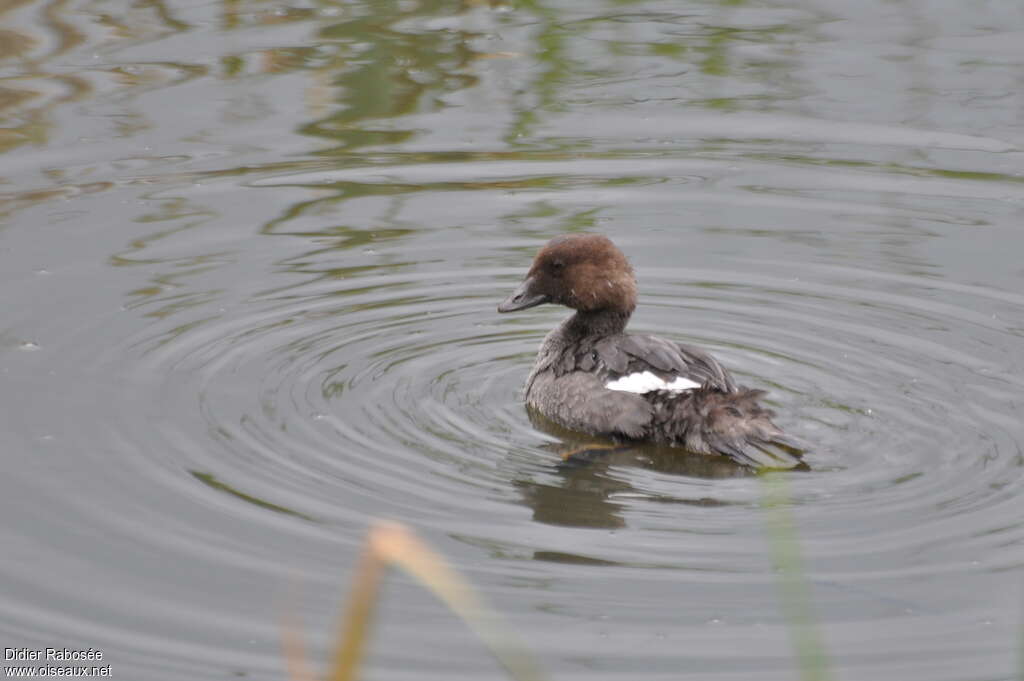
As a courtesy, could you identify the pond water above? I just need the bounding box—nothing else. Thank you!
[2,0,1024,679]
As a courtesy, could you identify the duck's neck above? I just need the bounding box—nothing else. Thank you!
[564,308,632,339]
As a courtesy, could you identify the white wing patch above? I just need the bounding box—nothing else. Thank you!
[605,371,701,394]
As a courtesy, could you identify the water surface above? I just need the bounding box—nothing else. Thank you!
[2,1,1024,679]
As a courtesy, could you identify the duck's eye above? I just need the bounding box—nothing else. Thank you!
[550,260,565,274]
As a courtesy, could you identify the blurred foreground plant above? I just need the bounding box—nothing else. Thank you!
[762,472,833,681]
[287,491,831,681]
[284,521,550,681]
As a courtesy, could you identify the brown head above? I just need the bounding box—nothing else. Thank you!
[497,234,638,314]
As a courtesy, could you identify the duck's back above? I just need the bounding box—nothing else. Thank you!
[525,323,801,468]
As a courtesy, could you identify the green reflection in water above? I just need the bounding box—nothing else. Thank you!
[302,0,480,152]
[191,470,316,521]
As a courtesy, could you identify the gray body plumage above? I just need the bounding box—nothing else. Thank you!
[523,312,801,468]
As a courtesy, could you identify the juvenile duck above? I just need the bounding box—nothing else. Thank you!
[498,233,803,469]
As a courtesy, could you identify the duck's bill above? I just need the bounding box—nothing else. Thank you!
[498,278,550,312]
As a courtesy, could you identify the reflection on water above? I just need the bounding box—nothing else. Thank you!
[2,0,1024,680]
[520,407,751,528]
[191,471,316,521]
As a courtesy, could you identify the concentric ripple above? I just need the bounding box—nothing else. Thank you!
[90,232,1024,568]
[3,210,1024,681]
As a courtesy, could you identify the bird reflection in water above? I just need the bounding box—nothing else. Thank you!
[515,406,806,532]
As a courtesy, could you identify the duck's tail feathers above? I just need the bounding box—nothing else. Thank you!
[715,435,804,470]
[662,386,807,469]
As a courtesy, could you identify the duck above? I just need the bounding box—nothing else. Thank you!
[498,233,804,469]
